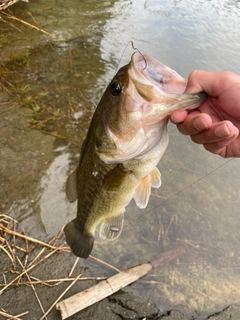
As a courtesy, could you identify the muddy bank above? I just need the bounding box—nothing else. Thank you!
[0,222,157,320]
[1,226,240,320]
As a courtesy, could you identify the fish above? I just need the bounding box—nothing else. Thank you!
[64,51,207,258]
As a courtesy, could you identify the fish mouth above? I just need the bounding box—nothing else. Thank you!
[130,51,188,95]
[128,51,207,115]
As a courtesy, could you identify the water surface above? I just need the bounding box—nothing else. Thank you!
[1,0,240,316]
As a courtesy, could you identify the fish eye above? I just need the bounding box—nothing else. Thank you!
[110,81,121,96]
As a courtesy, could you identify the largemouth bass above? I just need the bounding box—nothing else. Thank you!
[64,52,206,258]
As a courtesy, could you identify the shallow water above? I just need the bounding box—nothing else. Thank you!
[1,0,240,316]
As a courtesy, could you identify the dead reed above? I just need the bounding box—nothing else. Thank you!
[0,214,118,319]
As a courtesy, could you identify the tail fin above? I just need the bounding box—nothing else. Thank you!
[64,219,94,258]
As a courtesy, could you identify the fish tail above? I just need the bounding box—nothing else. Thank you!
[64,219,94,258]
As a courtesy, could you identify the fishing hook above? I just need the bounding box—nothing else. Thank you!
[129,41,148,70]
[116,41,148,74]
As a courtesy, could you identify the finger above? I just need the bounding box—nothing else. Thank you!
[176,113,212,135]
[191,121,238,144]
[203,134,239,157]
[170,110,188,124]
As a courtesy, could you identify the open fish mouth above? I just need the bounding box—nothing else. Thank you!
[130,51,207,104]
[130,51,188,94]
[127,51,207,119]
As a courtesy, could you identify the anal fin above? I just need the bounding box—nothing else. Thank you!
[99,213,124,241]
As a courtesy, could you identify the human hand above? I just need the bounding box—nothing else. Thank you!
[170,70,240,158]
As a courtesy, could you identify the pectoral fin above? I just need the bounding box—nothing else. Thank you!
[134,168,161,209]
[102,165,132,192]
[150,167,161,188]
[99,213,124,241]
[134,174,151,209]
[66,169,78,202]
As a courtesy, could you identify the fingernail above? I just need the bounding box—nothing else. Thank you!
[215,124,231,138]
[193,117,208,131]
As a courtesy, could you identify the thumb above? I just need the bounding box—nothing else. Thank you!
[184,70,225,97]
[184,70,208,94]
[184,70,204,94]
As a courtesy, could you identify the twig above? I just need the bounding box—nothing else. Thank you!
[27,246,47,269]
[51,224,65,247]
[27,235,62,268]
[0,214,17,223]
[56,264,153,319]
[22,229,29,268]
[16,256,48,319]
[1,226,70,252]
[12,218,17,267]
[89,255,121,273]
[40,130,79,146]
[0,310,29,320]
[0,244,14,264]
[27,11,40,27]
[57,246,187,319]
[0,276,107,287]
[3,237,16,269]
[1,272,7,285]
[39,272,83,320]
[0,11,54,37]
[0,244,64,295]
[0,14,22,32]
[68,258,79,277]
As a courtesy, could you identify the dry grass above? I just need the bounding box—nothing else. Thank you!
[0,0,25,11]
[0,10,54,36]
[0,214,120,319]
[0,0,54,37]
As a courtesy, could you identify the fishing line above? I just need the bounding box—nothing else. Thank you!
[115,41,148,74]
[124,157,234,228]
